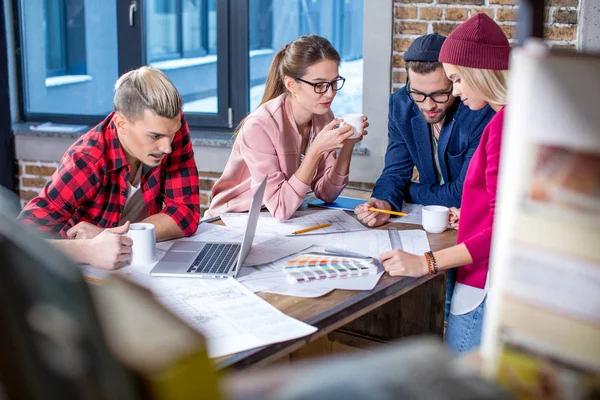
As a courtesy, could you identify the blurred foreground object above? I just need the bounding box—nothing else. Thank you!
[481,42,600,399]
[0,187,139,399]
[0,187,221,399]
[223,337,510,400]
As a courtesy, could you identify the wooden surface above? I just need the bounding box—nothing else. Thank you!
[215,188,457,370]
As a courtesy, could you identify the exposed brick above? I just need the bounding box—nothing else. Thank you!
[547,0,578,6]
[395,6,417,19]
[392,54,406,68]
[392,86,402,93]
[432,22,460,36]
[419,7,442,20]
[553,9,577,24]
[25,164,57,176]
[499,24,516,39]
[469,8,493,18]
[393,38,414,52]
[22,177,49,188]
[395,0,433,3]
[496,8,517,22]
[396,21,428,35]
[19,190,39,201]
[545,26,577,41]
[552,43,577,50]
[200,193,210,205]
[489,0,517,4]
[198,171,221,179]
[545,8,550,23]
[199,178,215,191]
[392,71,408,85]
[437,0,484,4]
[445,8,468,21]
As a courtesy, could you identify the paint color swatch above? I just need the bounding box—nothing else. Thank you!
[284,253,379,284]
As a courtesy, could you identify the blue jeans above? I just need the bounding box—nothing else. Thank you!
[445,268,458,322]
[445,299,486,356]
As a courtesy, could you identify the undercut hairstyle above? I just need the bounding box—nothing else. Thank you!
[455,65,508,106]
[406,60,443,76]
[114,66,183,122]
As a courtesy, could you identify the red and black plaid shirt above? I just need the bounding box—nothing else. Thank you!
[19,112,200,238]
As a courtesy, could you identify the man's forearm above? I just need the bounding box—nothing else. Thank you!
[143,213,185,242]
[50,239,91,264]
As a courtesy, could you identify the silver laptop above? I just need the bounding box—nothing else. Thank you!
[150,175,267,278]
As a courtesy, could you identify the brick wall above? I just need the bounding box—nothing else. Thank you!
[17,159,223,217]
[17,159,376,214]
[392,0,581,91]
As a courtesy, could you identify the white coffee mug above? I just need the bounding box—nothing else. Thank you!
[125,222,156,265]
[422,206,449,234]
[338,113,364,139]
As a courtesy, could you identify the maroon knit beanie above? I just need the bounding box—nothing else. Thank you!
[439,13,510,70]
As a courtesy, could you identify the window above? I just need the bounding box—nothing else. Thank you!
[44,0,87,78]
[19,0,115,118]
[248,0,364,115]
[146,0,216,62]
[16,0,362,128]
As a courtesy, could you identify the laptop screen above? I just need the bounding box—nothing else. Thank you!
[232,175,268,275]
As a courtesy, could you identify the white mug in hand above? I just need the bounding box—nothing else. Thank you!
[422,206,449,234]
[125,222,156,265]
[338,113,364,139]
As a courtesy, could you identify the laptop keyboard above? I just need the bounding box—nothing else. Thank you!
[187,243,241,275]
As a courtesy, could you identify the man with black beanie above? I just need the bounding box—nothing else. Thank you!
[355,33,495,228]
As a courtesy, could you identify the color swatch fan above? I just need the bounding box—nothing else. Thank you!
[284,253,379,284]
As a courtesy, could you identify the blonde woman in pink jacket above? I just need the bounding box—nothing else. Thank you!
[205,34,368,220]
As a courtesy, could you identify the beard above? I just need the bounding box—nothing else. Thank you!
[420,108,447,124]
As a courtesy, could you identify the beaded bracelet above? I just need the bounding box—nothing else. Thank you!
[424,251,438,275]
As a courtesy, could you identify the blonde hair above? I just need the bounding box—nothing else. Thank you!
[455,65,508,106]
[114,66,183,121]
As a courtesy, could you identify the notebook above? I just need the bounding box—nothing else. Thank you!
[306,196,363,212]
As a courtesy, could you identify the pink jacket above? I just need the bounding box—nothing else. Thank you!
[457,107,505,289]
[205,93,348,220]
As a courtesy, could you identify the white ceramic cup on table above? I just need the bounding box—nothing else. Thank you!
[125,222,156,266]
[338,113,364,139]
[422,206,449,234]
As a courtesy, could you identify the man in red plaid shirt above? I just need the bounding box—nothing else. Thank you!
[19,67,200,270]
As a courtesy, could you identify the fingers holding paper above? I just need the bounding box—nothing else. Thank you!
[379,249,428,278]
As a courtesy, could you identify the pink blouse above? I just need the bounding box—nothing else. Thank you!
[205,93,348,220]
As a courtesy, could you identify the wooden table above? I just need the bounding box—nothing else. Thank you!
[216,189,457,370]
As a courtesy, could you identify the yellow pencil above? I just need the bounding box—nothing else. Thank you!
[84,275,105,284]
[368,207,407,217]
[293,223,332,235]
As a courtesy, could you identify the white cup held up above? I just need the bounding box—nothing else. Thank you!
[338,113,364,139]
[125,222,156,266]
[422,206,449,234]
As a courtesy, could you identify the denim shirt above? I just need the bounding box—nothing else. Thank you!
[372,86,495,211]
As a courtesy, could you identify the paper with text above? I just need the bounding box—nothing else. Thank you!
[82,264,316,358]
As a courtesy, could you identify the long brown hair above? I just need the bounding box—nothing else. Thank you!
[235,34,340,134]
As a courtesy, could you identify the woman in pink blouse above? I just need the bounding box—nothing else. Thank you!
[378,13,510,355]
[205,35,368,220]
